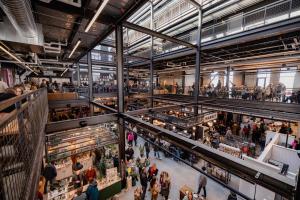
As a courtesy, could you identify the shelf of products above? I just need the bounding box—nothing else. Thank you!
[46,124,118,161]
[218,143,241,158]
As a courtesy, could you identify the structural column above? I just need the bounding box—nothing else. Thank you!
[87,51,93,101]
[116,24,125,162]
[77,63,80,86]
[194,8,203,115]
[226,66,230,89]
[149,1,154,108]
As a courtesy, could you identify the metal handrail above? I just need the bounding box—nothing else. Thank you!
[0,88,48,200]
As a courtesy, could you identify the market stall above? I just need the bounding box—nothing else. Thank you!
[45,123,121,200]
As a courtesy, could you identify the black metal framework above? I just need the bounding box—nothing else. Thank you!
[0,89,48,200]
[116,24,126,162]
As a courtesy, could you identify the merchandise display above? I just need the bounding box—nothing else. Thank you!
[46,124,118,161]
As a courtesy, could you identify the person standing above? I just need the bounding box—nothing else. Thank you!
[133,131,138,146]
[145,142,150,159]
[197,167,207,198]
[43,162,57,194]
[140,167,148,200]
[86,179,100,200]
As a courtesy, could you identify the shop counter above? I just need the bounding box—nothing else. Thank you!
[47,178,121,200]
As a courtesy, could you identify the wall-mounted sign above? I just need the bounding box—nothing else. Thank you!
[203,112,218,123]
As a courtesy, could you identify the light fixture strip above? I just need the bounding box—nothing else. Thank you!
[0,45,37,74]
[61,68,69,77]
[84,0,109,32]
[68,40,81,58]
[0,45,23,63]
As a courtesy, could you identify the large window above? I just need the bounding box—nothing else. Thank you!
[256,70,270,88]
[279,70,296,93]
[210,72,219,87]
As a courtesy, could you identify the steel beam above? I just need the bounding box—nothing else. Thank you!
[116,24,126,162]
[188,0,202,8]
[122,21,196,49]
[150,1,154,108]
[48,99,90,108]
[87,51,93,100]
[226,66,230,89]
[194,8,203,114]
[45,114,117,133]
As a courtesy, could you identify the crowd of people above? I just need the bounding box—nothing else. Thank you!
[124,125,233,200]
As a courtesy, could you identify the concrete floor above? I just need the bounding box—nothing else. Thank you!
[117,138,237,200]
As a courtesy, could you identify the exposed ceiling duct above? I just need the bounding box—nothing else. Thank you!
[0,0,44,46]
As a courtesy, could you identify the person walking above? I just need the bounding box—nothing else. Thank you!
[43,162,57,193]
[197,167,207,198]
[150,177,160,200]
[148,164,159,182]
[145,142,150,159]
[127,131,134,146]
[140,167,148,200]
[133,131,138,146]
[86,179,100,200]
[160,172,171,200]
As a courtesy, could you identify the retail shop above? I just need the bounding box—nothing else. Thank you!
[44,123,120,200]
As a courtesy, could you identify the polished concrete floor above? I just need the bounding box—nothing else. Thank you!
[117,138,239,200]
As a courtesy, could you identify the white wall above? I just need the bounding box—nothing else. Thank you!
[271,145,300,174]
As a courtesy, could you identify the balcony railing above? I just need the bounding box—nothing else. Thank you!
[129,0,300,57]
[0,88,48,200]
[201,0,300,42]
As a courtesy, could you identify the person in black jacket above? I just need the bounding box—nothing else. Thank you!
[140,167,148,200]
[43,162,57,193]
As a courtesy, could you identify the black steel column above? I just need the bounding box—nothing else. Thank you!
[150,1,154,108]
[194,8,203,115]
[87,52,93,101]
[182,71,186,94]
[126,28,130,95]
[116,24,125,162]
[226,66,230,89]
[77,63,81,86]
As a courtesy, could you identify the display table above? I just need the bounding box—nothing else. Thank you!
[180,185,193,200]
[48,92,78,101]
[55,156,93,180]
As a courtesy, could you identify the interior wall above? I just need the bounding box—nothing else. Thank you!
[293,72,300,89]
[245,73,256,87]
[233,72,243,86]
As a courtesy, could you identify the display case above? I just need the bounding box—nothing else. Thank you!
[46,123,118,161]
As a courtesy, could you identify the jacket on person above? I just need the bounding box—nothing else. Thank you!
[43,164,57,180]
[140,172,148,187]
[160,180,170,197]
[86,181,100,200]
[198,174,207,187]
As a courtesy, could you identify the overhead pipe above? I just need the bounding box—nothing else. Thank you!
[0,0,38,38]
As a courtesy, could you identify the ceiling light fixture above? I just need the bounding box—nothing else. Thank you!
[61,68,69,77]
[0,45,37,75]
[84,0,109,32]
[68,39,81,58]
